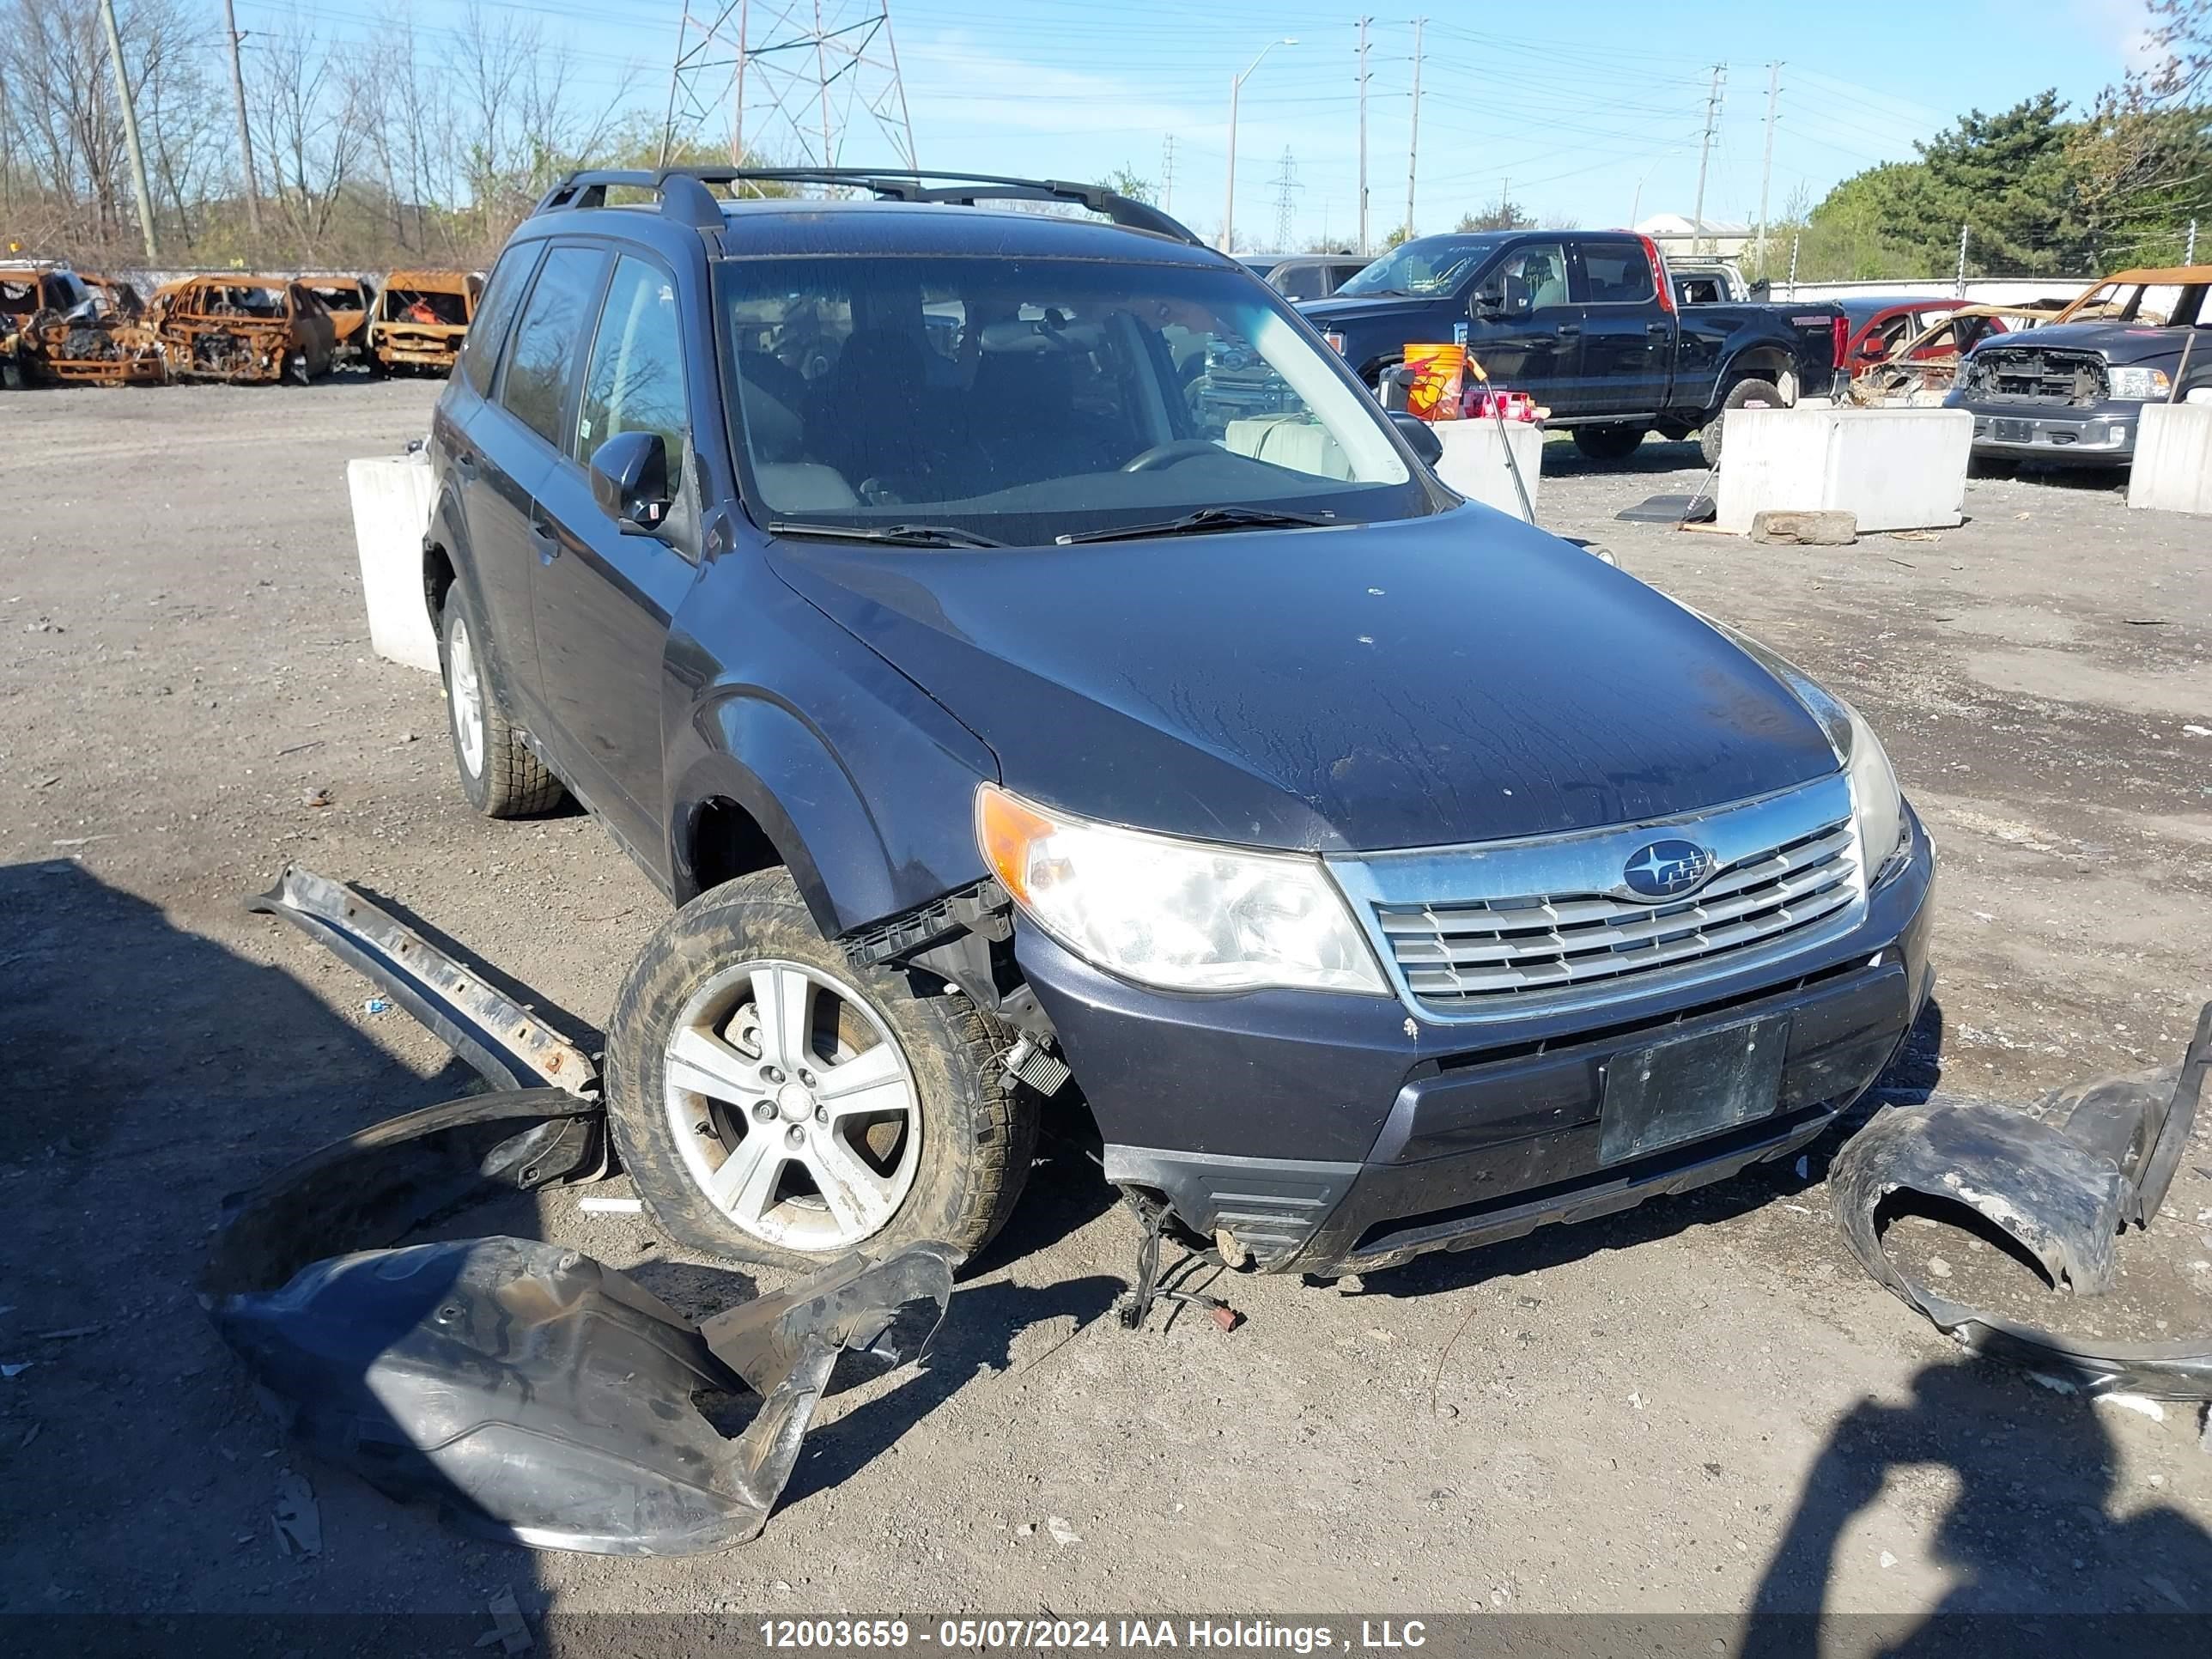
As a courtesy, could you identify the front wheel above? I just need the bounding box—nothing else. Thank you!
[604,869,1038,1271]
[1700,378,1784,467]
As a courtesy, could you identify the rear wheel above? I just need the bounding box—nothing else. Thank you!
[604,869,1037,1270]
[438,586,564,817]
[1700,377,1784,467]
[1571,423,1647,462]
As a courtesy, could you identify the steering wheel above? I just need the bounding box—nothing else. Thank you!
[1121,439,1220,473]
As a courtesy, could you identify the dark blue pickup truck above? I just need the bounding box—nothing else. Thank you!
[1300,230,1846,463]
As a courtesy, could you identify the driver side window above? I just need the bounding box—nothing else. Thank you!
[1480,243,1571,317]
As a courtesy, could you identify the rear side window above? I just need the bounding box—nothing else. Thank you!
[499,246,609,448]
[575,255,690,490]
[460,246,540,396]
[1274,264,1328,301]
[1582,240,1656,304]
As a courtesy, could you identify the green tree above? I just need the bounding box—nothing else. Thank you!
[2070,0,2212,267]
[1897,92,2090,274]
[1455,199,1535,232]
[1099,165,1156,204]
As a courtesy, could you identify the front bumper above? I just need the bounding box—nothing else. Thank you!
[1026,807,1935,1279]
[1947,392,2142,462]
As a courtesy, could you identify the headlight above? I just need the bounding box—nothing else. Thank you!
[1713,628,1909,881]
[2107,366,2171,401]
[975,784,1389,995]
[1764,667,1907,879]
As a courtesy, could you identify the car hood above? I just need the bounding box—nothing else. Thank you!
[766,508,1842,854]
[1296,295,1439,328]
[1982,320,2193,366]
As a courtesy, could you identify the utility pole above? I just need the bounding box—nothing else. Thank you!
[2187,218,2198,264]
[222,0,261,243]
[1356,17,1370,255]
[1403,16,1424,244]
[1788,232,1799,294]
[1955,222,1970,294]
[1691,62,1724,254]
[1754,62,1779,280]
[1160,134,1176,213]
[98,0,157,262]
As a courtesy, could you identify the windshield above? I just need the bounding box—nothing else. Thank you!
[1334,235,1501,298]
[714,254,1426,547]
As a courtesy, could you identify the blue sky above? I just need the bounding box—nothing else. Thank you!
[242,0,2156,252]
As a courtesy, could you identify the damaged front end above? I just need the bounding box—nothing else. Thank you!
[1831,1003,2210,1397]
[213,866,957,1555]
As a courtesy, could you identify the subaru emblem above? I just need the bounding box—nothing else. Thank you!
[1621,838,1712,901]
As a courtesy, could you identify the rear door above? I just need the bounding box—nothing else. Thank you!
[1462,240,1579,409]
[462,242,608,720]
[1569,237,1670,412]
[528,249,702,860]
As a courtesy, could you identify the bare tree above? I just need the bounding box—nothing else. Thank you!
[248,7,373,257]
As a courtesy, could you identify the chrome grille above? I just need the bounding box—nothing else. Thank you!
[1375,818,1859,1005]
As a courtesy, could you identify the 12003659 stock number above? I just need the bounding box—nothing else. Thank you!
[759,1620,1120,1649]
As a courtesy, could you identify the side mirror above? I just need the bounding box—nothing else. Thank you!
[1472,284,1506,319]
[589,431,672,537]
[1390,411,1444,466]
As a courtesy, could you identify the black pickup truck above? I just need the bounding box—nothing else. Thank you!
[1298,230,1845,462]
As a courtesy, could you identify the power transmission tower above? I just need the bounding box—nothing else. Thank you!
[222,0,261,243]
[1403,16,1424,243]
[1160,134,1176,212]
[661,0,917,174]
[1270,147,1300,252]
[1690,62,1725,253]
[1754,62,1780,278]
[1355,16,1371,255]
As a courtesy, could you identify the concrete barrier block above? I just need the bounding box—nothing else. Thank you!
[346,453,439,674]
[2127,403,2212,516]
[1432,419,1543,522]
[1717,405,1971,534]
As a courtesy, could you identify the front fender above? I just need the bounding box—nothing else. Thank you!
[663,562,1000,937]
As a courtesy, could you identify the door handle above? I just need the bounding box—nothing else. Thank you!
[453,448,478,476]
[1554,323,1580,337]
[1648,322,1671,336]
[531,521,561,564]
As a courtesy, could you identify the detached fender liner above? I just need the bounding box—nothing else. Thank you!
[203,1003,954,1555]
[1830,1002,2211,1399]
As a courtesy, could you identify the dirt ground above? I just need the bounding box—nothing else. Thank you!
[3,380,2210,1641]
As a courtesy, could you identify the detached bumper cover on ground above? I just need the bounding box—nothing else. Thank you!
[1830,1002,2211,1398]
[213,868,956,1555]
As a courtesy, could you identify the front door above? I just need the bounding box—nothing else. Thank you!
[530,251,702,864]
[1462,240,1580,411]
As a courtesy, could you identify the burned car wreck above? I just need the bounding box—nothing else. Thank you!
[215,866,955,1556]
[155,276,338,384]
[1831,1001,2210,1398]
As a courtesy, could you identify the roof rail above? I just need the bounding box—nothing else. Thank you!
[532,167,1206,246]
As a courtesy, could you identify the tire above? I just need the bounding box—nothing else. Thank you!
[1,359,22,391]
[437,586,565,817]
[1700,377,1784,467]
[1571,423,1647,462]
[604,868,1037,1271]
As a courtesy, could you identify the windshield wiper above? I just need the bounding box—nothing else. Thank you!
[1055,506,1334,545]
[765,520,1006,549]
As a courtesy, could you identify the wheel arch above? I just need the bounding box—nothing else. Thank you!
[1712,343,1796,409]
[668,691,951,939]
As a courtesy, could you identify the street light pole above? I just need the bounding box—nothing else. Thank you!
[1221,37,1296,252]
